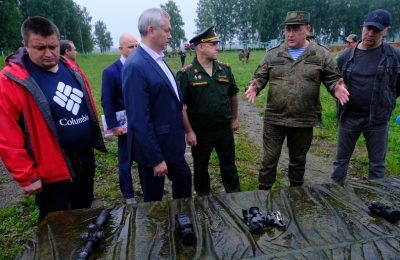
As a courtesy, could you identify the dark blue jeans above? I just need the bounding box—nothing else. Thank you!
[118,134,136,199]
[331,116,389,184]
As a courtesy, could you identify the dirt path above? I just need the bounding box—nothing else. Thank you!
[0,160,22,208]
[239,99,334,186]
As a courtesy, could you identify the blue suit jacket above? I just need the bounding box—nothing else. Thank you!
[101,59,125,129]
[122,46,185,167]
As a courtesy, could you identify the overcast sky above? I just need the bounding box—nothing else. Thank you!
[73,0,199,48]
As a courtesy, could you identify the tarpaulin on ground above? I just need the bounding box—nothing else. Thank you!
[20,178,400,259]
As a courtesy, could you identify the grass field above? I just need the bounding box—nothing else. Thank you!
[0,50,399,258]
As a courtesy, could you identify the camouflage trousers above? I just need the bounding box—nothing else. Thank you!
[259,123,313,188]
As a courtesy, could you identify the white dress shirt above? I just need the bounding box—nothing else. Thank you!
[120,55,127,65]
[140,43,180,101]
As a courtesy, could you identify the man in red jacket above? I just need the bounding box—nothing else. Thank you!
[0,16,107,222]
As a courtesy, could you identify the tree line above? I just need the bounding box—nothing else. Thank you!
[196,0,400,44]
[0,0,113,55]
[0,0,184,55]
[2,0,400,55]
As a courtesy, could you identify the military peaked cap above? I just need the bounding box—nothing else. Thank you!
[189,26,220,46]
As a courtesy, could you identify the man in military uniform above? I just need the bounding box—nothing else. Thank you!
[344,34,358,48]
[306,32,316,42]
[176,26,240,196]
[245,11,349,190]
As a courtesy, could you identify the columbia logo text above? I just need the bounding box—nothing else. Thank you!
[59,115,89,126]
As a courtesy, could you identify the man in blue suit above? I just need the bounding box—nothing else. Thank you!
[122,8,192,202]
[101,33,140,204]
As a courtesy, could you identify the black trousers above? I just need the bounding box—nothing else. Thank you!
[35,148,95,222]
[192,125,240,196]
[138,158,192,202]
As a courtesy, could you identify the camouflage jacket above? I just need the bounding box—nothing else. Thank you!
[254,41,340,127]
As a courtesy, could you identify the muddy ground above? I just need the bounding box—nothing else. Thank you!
[239,100,334,186]
[0,100,353,208]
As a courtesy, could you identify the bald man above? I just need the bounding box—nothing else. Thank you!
[101,33,140,204]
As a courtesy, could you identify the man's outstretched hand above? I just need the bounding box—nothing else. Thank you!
[245,79,257,103]
[334,78,349,106]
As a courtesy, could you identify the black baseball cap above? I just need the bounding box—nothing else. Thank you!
[363,9,391,31]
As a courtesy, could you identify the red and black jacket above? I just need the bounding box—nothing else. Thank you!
[0,48,106,187]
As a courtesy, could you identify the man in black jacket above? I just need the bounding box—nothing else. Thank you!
[332,9,400,184]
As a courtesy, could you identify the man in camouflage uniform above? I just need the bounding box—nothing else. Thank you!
[176,26,240,196]
[245,11,349,190]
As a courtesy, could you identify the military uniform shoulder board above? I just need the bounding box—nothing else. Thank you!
[217,61,230,67]
[267,43,281,52]
[180,63,193,72]
[317,42,329,50]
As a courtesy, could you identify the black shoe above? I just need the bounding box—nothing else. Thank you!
[259,184,271,190]
[290,181,303,187]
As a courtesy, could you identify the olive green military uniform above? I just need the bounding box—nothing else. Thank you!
[254,41,339,127]
[253,12,341,189]
[177,57,240,195]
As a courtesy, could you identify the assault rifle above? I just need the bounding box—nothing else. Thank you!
[77,209,110,259]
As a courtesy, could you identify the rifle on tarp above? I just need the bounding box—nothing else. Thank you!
[77,209,110,259]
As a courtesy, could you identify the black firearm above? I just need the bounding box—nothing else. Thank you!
[242,207,285,234]
[77,209,110,260]
[369,201,400,223]
[175,213,196,246]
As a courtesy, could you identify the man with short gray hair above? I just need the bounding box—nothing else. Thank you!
[122,8,191,202]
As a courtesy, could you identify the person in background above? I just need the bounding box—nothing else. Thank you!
[245,11,349,190]
[306,32,316,42]
[179,50,186,66]
[0,16,107,222]
[122,8,191,202]
[332,9,400,184]
[60,39,77,62]
[344,34,359,48]
[176,26,240,196]
[101,33,141,204]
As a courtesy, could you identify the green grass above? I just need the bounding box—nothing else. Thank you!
[1,49,400,258]
[0,196,38,258]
